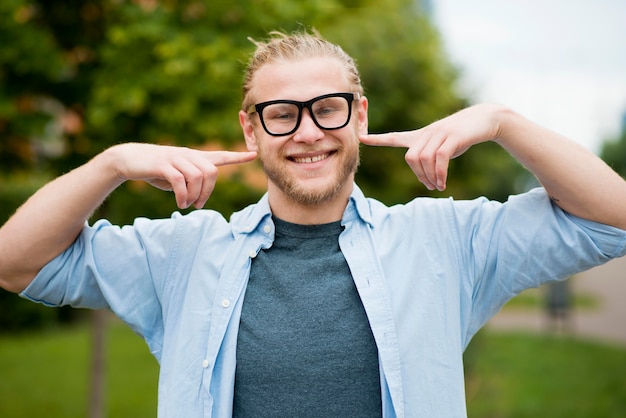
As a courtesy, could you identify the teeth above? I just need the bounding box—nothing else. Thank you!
[293,153,329,163]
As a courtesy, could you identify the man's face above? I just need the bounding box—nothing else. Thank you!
[240,57,368,207]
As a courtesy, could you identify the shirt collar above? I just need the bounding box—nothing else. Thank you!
[230,193,273,235]
[343,184,375,228]
[230,183,374,235]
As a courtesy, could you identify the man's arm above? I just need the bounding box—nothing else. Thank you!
[0,143,257,293]
[360,104,626,230]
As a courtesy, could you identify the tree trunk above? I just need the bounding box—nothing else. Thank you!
[89,309,107,418]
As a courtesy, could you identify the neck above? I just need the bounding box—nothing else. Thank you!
[268,183,353,225]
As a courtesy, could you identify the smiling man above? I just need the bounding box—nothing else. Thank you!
[1,30,626,418]
[240,50,366,223]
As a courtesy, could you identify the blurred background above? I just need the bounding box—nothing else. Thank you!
[1,0,625,416]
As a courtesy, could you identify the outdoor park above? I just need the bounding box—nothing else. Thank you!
[2,1,626,417]
[2,273,626,417]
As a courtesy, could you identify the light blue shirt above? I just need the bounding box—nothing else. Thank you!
[21,185,626,417]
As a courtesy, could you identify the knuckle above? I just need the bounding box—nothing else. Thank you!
[404,149,419,164]
[418,150,433,164]
[201,165,219,183]
[187,170,204,183]
[205,165,219,177]
[435,147,449,159]
[170,171,185,184]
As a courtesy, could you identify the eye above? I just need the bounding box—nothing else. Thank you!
[264,104,298,122]
[315,106,337,117]
[276,112,296,121]
[313,98,345,119]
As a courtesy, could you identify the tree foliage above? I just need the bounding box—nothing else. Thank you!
[0,0,528,214]
[0,0,530,329]
[600,118,626,178]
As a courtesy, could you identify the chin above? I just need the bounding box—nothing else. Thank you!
[285,182,346,206]
[263,151,358,206]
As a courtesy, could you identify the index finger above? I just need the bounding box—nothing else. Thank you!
[359,131,415,149]
[206,150,258,166]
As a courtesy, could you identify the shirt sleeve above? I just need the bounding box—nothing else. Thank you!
[19,211,218,357]
[455,188,626,337]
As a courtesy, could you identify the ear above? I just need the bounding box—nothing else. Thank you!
[356,95,369,135]
[239,110,258,152]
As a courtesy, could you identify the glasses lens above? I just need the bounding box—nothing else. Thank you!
[311,96,350,129]
[261,103,300,135]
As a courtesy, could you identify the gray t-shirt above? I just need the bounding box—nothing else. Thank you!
[233,217,382,417]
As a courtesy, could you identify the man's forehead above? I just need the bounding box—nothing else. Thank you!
[249,57,352,102]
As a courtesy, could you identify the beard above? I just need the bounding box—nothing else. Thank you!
[258,141,360,207]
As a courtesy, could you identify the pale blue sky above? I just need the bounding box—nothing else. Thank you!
[433,0,626,153]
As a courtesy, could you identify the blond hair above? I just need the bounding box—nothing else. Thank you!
[241,30,363,110]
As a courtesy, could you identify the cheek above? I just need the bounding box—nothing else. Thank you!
[256,138,285,162]
[348,125,362,147]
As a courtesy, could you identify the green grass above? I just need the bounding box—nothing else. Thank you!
[465,331,626,417]
[0,315,158,417]
[1,318,626,417]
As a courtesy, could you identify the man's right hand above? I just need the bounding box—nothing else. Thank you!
[105,143,257,209]
[0,143,257,292]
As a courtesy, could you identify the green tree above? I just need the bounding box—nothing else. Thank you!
[323,3,529,203]
[600,116,626,177]
[1,0,529,330]
[1,0,527,220]
[0,2,531,415]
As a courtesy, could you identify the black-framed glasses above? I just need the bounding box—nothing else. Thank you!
[247,92,360,136]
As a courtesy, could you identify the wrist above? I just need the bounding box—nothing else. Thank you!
[94,144,130,187]
[490,105,523,146]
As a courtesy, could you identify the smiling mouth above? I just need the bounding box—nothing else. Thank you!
[289,152,334,164]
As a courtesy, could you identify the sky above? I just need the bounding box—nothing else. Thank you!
[431,0,626,154]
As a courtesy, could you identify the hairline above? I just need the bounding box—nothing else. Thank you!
[241,31,364,111]
[244,56,361,109]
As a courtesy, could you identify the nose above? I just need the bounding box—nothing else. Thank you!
[292,109,324,143]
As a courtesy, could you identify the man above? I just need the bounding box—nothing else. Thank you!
[1,30,626,417]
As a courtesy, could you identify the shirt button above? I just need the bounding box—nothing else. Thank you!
[202,359,209,368]
[221,299,230,308]
[263,225,271,234]
[248,249,257,258]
